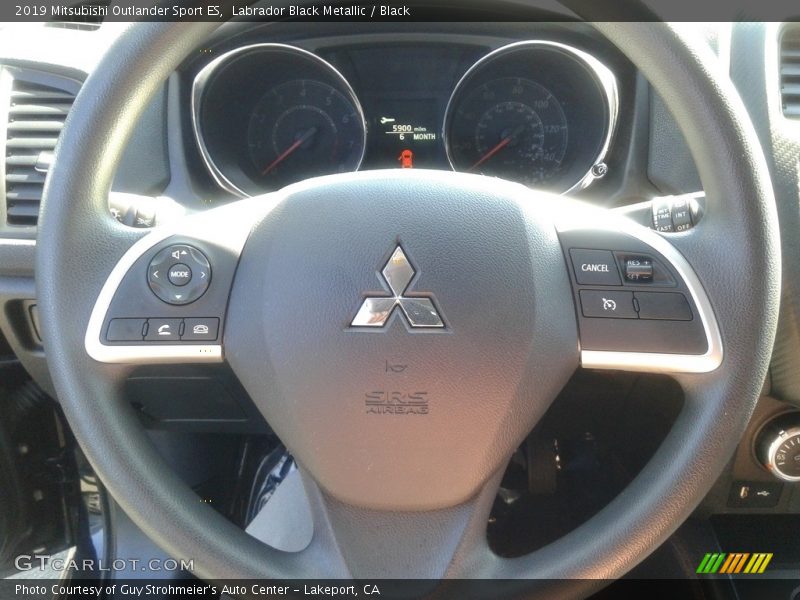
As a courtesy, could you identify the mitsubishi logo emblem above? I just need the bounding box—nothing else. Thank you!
[351,246,444,329]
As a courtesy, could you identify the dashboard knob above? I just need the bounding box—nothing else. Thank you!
[756,413,800,482]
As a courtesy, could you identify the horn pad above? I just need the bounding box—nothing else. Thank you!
[225,171,578,510]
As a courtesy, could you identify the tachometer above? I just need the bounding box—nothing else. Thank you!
[247,79,365,189]
[192,44,366,196]
[447,77,568,186]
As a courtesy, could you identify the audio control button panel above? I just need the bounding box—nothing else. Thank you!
[147,244,211,305]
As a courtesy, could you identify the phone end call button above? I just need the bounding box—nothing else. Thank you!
[182,318,219,341]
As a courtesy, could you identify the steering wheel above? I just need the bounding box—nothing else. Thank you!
[36,16,779,599]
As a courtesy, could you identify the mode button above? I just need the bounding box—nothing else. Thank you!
[168,263,192,286]
[570,249,621,286]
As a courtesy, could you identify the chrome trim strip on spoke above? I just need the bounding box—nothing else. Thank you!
[0,237,35,246]
[556,212,723,374]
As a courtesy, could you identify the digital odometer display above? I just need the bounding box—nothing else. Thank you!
[361,98,446,170]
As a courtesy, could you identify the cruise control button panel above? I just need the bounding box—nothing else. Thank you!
[558,228,712,358]
[148,244,210,305]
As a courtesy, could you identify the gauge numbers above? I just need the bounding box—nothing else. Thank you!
[247,79,365,190]
[448,78,568,186]
[774,431,800,480]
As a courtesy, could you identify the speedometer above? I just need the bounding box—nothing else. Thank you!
[444,41,618,193]
[447,77,568,186]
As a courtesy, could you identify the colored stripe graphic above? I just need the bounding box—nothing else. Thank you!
[743,553,773,574]
[719,553,749,574]
[696,554,714,573]
[697,553,726,573]
[710,554,726,573]
[718,554,735,573]
[733,553,750,574]
[698,552,773,574]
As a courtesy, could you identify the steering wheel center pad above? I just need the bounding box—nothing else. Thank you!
[225,171,578,510]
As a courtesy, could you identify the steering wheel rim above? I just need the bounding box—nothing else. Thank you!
[36,16,779,598]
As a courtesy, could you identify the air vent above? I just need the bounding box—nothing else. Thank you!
[4,78,75,225]
[45,1,110,30]
[781,29,800,118]
[45,22,102,32]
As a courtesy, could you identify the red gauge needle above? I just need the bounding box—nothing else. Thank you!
[468,124,526,172]
[261,127,317,176]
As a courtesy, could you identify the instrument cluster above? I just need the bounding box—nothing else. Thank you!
[191,39,618,197]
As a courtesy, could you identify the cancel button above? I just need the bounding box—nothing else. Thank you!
[569,249,621,286]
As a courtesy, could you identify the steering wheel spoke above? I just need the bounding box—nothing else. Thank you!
[84,197,274,365]
[553,203,723,374]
